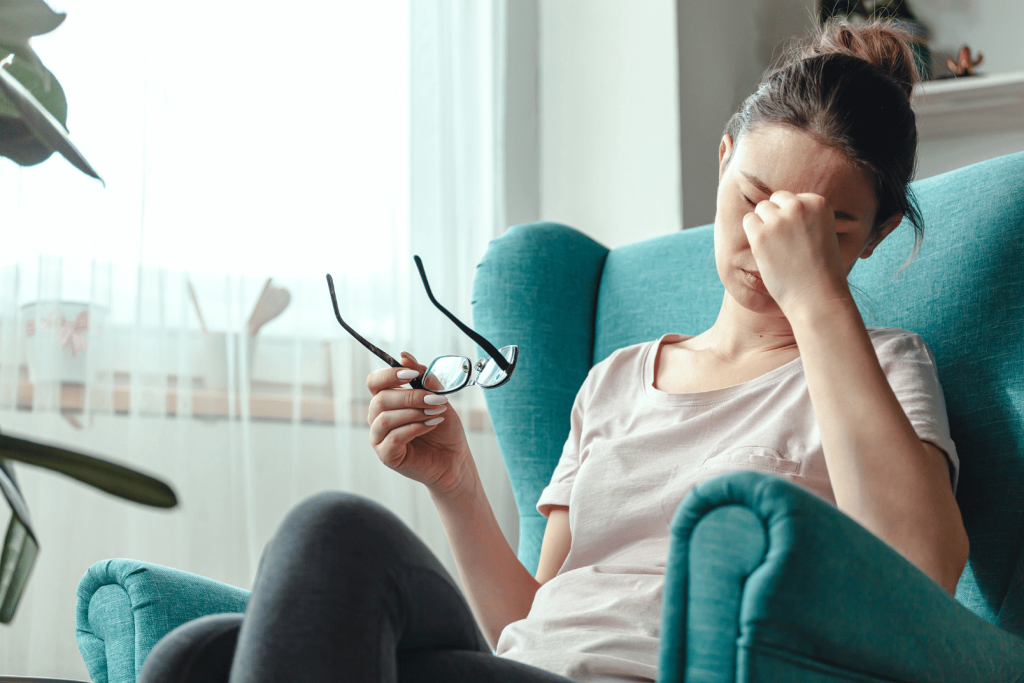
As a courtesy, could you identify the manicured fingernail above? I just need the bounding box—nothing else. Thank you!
[424,416,444,426]
[396,369,419,380]
[423,394,448,405]
[423,405,447,416]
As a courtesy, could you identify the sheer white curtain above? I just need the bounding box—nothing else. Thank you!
[0,0,513,678]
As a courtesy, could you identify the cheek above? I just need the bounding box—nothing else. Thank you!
[838,230,877,271]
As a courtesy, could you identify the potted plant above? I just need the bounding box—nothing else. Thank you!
[819,0,933,80]
[0,0,176,626]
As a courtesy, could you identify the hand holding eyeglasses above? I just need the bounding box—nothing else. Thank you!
[328,256,518,497]
[365,352,473,496]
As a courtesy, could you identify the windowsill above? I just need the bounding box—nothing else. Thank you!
[10,379,494,432]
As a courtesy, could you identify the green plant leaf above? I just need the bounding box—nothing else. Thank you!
[0,64,102,181]
[0,53,64,164]
[0,115,51,164]
[0,434,177,508]
[0,0,65,84]
[0,0,64,42]
[0,54,65,122]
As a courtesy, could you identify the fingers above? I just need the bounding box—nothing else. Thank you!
[768,189,797,207]
[754,196,781,223]
[368,384,448,424]
[369,407,445,447]
[767,190,828,216]
[423,372,446,392]
[742,209,764,235]
[366,352,427,396]
[400,351,427,375]
[796,192,828,212]
[373,420,442,469]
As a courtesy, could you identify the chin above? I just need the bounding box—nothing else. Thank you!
[727,278,781,314]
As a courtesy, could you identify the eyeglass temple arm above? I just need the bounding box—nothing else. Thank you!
[326,275,425,388]
[413,256,510,372]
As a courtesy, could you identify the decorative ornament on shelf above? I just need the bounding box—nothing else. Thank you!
[946,45,984,77]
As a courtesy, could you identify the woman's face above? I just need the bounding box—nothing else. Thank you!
[714,124,895,315]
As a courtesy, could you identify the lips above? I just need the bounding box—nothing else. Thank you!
[742,269,768,292]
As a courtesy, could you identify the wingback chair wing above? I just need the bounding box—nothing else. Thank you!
[77,151,1024,682]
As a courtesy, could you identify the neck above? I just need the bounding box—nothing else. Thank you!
[698,292,799,361]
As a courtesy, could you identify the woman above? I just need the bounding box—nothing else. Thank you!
[141,18,968,683]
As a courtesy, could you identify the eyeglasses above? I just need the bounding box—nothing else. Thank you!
[0,459,38,624]
[327,256,518,395]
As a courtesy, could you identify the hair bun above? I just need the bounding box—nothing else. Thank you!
[800,18,921,97]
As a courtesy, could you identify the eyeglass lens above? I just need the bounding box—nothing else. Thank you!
[423,345,516,394]
[475,345,516,387]
[423,356,472,393]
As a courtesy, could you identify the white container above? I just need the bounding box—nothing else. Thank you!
[22,302,107,384]
[189,332,258,391]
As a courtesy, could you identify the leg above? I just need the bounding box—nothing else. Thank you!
[229,492,491,683]
[138,613,243,683]
[399,650,580,683]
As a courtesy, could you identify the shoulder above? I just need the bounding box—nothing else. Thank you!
[578,334,686,398]
[866,327,936,361]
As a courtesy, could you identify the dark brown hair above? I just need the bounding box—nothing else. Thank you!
[725,18,923,253]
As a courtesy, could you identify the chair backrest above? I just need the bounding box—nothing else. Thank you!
[472,152,1024,633]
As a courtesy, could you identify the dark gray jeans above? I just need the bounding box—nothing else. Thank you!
[139,492,576,683]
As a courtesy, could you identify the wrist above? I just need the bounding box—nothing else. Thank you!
[784,290,860,331]
[429,449,480,504]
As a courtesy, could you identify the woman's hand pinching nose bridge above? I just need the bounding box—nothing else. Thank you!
[741,190,849,316]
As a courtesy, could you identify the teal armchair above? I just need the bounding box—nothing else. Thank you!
[77,152,1024,682]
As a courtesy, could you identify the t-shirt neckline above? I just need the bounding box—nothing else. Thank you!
[642,333,805,405]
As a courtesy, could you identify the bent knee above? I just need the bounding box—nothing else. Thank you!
[277,491,414,553]
[287,491,392,529]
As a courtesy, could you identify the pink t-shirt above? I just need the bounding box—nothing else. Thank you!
[495,327,958,682]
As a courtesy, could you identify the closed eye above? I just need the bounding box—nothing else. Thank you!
[742,194,756,207]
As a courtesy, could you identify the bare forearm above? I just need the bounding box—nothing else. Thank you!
[789,298,967,592]
[429,453,540,648]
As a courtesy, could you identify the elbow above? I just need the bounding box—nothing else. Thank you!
[920,519,969,596]
[895,516,969,596]
[939,527,969,596]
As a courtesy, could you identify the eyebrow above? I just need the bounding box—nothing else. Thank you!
[740,171,857,221]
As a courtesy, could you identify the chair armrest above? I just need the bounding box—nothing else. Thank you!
[658,472,1024,683]
[76,559,250,683]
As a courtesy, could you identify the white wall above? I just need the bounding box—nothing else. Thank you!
[530,0,816,244]
[536,0,682,250]
[915,0,1024,76]
[505,0,541,228]
[512,0,1022,246]
[677,0,817,228]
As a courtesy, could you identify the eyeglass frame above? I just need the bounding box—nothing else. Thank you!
[0,458,38,624]
[326,255,518,394]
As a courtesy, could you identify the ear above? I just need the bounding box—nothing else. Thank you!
[860,215,902,259]
[718,135,733,182]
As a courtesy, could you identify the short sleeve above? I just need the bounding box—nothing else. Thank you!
[872,329,960,493]
[536,381,587,518]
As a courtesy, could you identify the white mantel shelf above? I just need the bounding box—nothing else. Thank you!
[913,70,1024,140]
